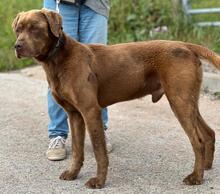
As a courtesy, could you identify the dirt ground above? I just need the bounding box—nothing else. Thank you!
[0,66,220,194]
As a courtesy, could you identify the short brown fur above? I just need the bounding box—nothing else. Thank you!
[12,9,219,189]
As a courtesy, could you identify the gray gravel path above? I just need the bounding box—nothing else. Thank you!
[0,72,220,194]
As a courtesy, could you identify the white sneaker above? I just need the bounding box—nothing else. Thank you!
[104,130,113,153]
[46,136,67,161]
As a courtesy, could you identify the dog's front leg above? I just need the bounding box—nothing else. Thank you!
[60,111,85,180]
[83,106,109,189]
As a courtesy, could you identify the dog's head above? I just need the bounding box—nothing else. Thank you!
[12,9,62,59]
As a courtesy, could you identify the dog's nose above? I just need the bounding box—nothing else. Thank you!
[14,42,22,50]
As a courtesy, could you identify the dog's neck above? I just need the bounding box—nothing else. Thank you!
[35,32,66,62]
[46,33,65,60]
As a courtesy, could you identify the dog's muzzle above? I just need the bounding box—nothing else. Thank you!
[14,41,25,58]
[14,42,23,50]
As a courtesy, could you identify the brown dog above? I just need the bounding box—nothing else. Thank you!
[12,9,219,189]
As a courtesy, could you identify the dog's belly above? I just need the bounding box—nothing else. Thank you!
[97,71,163,107]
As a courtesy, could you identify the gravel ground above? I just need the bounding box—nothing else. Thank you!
[0,69,220,194]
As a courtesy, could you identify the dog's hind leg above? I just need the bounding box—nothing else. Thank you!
[168,97,205,185]
[60,111,86,180]
[196,112,215,170]
[160,59,207,185]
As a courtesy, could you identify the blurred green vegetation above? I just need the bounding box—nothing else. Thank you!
[109,0,220,50]
[1,0,220,71]
[0,0,42,71]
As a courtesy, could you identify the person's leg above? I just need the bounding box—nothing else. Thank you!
[44,0,80,160]
[79,5,112,152]
[47,89,68,139]
[79,5,108,44]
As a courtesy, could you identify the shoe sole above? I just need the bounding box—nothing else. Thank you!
[47,155,66,161]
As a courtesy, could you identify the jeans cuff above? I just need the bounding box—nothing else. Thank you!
[49,134,68,139]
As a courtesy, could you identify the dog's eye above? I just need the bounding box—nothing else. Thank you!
[16,27,22,34]
[29,26,39,33]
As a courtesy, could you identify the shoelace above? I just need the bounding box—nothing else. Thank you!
[49,136,66,149]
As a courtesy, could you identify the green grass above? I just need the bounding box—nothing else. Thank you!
[1,0,220,71]
[0,0,42,71]
[109,0,220,52]
[109,0,172,43]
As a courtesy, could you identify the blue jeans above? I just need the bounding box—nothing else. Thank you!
[44,0,108,138]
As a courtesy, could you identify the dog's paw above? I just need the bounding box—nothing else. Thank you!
[59,170,77,181]
[183,173,203,185]
[204,162,213,170]
[85,177,104,189]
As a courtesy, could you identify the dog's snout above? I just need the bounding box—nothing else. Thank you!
[14,42,22,50]
[14,39,26,58]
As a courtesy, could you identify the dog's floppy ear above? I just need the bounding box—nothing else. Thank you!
[12,12,23,31]
[41,8,62,37]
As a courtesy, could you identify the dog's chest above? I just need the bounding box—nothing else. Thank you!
[49,76,67,99]
[43,64,68,98]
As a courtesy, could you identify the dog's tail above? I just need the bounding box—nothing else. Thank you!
[185,43,220,70]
